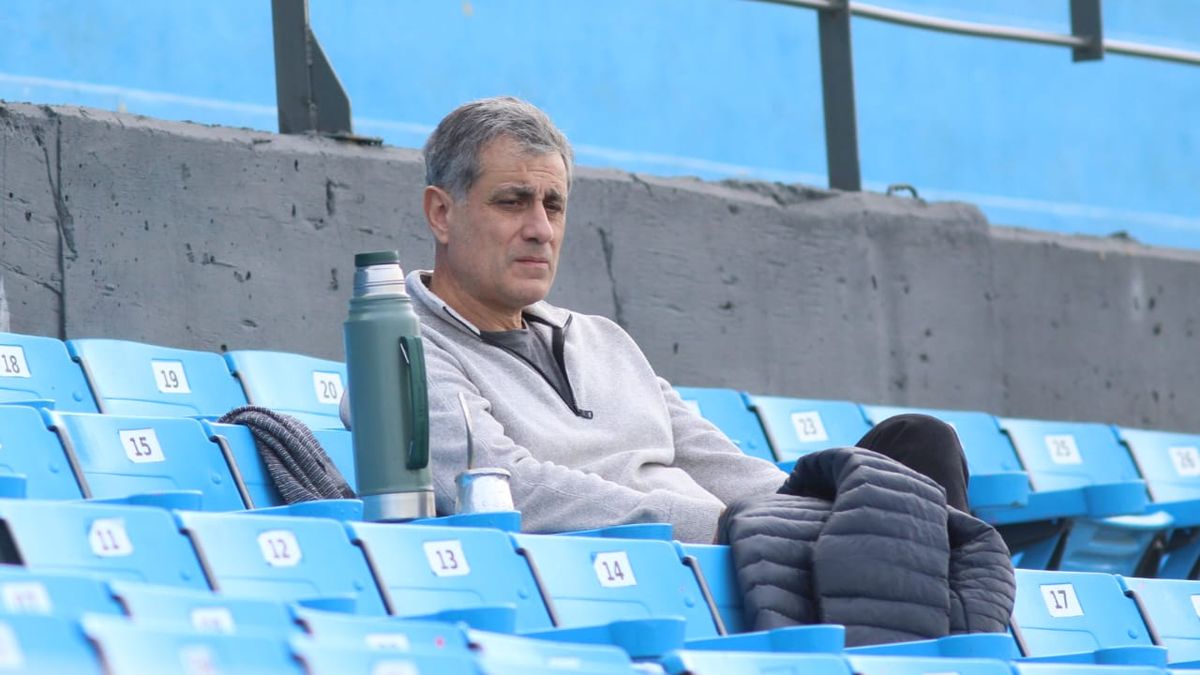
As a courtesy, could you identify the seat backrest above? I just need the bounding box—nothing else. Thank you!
[847,654,1013,675]
[224,350,347,430]
[511,532,720,640]
[47,411,245,511]
[746,395,871,462]
[68,338,247,418]
[0,613,103,674]
[662,650,853,675]
[863,405,1025,477]
[292,638,478,675]
[999,418,1144,493]
[675,542,745,634]
[471,630,637,673]
[674,387,776,462]
[1119,575,1200,666]
[83,615,304,674]
[0,332,98,412]
[1012,568,1154,657]
[294,607,470,653]
[0,499,208,588]
[1118,427,1200,507]
[348,522,553,632]
[176,510,387,616]
[0,405,84,500]
[0,567,123,618]
[200,421,283,509]
[111,581,299,638]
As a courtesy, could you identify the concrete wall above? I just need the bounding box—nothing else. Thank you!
[1,102,1197,432]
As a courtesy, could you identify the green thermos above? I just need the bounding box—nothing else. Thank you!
[344,250,433,521]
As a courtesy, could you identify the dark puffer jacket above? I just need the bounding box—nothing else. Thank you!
[718,447,1015,647]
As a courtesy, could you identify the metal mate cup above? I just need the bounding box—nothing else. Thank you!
[455,468,515,514]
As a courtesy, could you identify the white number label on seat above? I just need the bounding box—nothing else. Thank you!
[1045,435,1083,465]
[152,359,191,394]
[1040,583,1083,618]
[190,607,236,634]
[594,551,637,588]
[1190,595,1200,619]
[312,371,344,405]
[89,518,134,557]
[365,633,412,651]
[790,411,829,443]
[0,346,31,379]
[179,645,217,675]
[257,530,302,567]
[1170,446,1200,477]
[0,623,24,669]
[1,582,52,615]
[422,540,470,577]
[119,428,166,464]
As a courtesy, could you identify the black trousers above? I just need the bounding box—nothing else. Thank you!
[853,413,970,512]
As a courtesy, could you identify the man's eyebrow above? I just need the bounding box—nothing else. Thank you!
[489,185,535,200]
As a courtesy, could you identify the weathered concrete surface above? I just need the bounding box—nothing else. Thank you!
[0,102,1196,431]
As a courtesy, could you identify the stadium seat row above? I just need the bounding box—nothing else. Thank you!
[677,387,1200,579]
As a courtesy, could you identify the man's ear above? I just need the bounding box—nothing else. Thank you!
[424,185,454,245]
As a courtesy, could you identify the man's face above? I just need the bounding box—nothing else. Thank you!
[433,135,568,317]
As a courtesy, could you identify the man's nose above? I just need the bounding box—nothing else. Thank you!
[521,203,555,243]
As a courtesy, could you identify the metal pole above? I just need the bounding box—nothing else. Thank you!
[817,0,862,191]
[271,0,353,136]
[1069,0,1104,62]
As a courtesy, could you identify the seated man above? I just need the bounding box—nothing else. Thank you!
[356,96,967,544]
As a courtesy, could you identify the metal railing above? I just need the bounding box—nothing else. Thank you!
[270,0,1200,189]
[754,0,1200,190]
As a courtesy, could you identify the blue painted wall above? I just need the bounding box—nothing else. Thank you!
[1,1,1196,248]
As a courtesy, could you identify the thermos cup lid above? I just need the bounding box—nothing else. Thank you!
[355,250,402,267]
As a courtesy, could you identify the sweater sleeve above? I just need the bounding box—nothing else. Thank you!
[658,379,789,506]
[425,342,726,543]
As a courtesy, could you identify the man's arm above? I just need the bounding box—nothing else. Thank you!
[425,348,727,543]
[658,379,789,505]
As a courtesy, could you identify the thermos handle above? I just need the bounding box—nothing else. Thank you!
[400,335,430,470]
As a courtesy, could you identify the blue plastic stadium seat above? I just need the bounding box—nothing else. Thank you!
[112,582,299,637]
[1117,427,1200,578]
[471,630,639,674]
[46,411,245,510]
[1118,575,1200,667]
[0,331,98,412]
[511,532,720,643]
[675,543,745,635]
[294,607,471,653]
[0,499,208,588]
[0,567,123,618]
[0,405,85,500]
[1012,569,1165,666]
[0,613,103,673]
[1001,418,1168,575]
[846,654,1013,674]
[347,521,552,633]
[862,405,1031,512]
[291,637,478,675]
[83,615,304,674]
[176,510,386,615]
[661,650,853,675]
[200,421,357,512]
[674,387,776,462]
[745,395,871,463]
[67,338,247,418]
[1010,664,1165,675]
[224,350,347,430]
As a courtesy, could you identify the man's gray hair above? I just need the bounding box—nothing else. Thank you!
[423,96,574,199]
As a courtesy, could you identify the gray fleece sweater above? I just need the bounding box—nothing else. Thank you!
[407,270,787,544]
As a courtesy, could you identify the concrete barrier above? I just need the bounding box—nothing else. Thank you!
[1,102,1197,431]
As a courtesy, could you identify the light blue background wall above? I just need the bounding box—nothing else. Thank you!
[0,0,1196,247]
